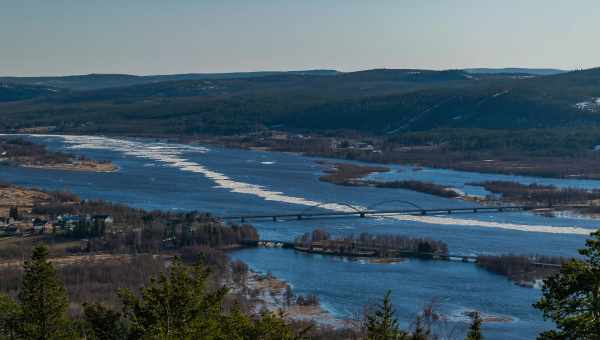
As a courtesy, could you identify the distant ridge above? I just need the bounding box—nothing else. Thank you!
[2,66,600,135]
[0,69,340,91]
[464,68,567,76]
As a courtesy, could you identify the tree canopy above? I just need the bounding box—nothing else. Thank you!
[534,230,600,338]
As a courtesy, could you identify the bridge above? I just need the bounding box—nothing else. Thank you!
[219,201,588,223]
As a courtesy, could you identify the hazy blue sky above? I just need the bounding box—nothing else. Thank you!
[2,0,599,76]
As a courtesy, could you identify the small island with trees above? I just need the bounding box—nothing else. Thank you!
[318,161,460,198]
[0,137,117,172]
[293,229,449,261]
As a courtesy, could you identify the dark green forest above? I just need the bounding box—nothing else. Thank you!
[2,68,600,136]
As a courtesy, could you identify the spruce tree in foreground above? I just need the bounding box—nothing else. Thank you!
[366,290,408,340]
[18,245,71,339]
[82,302,127,340]
[465,311,483,340]
[534,230,600,338]
[112,257,300,339]
[0,293,20,339]
[117,258,227,339]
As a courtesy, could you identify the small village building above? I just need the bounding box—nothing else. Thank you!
[32,218,48,234]
[92,215,114,224]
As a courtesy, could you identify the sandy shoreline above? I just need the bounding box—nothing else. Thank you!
[21,161,118,173]
[241,270,343,325]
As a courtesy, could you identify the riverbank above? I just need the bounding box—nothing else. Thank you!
[317,161,461,198]
[0,136,117,173]
[241,270,341,325]
[21,160,118,172]
[469,181,600,217]
[177,132,600,180]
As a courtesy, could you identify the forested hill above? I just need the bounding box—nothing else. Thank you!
[0,69,339,91]
[1,67,599,135]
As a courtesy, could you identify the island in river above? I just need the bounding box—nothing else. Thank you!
[0,136,117,172]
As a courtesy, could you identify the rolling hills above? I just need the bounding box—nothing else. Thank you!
[1,67,599,135]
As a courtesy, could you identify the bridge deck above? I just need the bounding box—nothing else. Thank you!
[220,204,588,223]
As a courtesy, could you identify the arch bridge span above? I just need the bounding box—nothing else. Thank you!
[218,200,572,223]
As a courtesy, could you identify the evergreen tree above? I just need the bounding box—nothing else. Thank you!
[534,230,600,338]
[117,258,299,339]
[0,293,20,339]
[223,307,299,340]
[82,303,127,340]
[366,291,408,340]
[18,245,70,339]
[410,316,430,340]
[118,258,228,339]
[465,312,483,340]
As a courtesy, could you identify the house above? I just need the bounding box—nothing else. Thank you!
[32,218,48,234]
[92,215,114,224]
[57,214,81,230]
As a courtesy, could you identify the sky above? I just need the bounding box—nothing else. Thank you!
[1,0,599,76]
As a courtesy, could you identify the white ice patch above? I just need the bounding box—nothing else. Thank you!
[3,134,595,236]
[492,90,510,98]
[574,98,600,112]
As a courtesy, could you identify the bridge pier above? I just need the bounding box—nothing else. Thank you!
[421,210,426,215]
[273,216,277,222]
[447,210,452,214]
[359,212,365,218]
[297,215,302,220]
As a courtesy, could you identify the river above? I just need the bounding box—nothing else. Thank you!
[2,134,598,339]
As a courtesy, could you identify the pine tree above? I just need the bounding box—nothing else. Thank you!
[0,293,20,339]
[366,290,408,340]
[82,303,127,340]
[118,258,227,339]
[411,316,430,340]
[534,230,600,338]
[117,258,298,339]
[18,245,70,339]
[465,311,483,340]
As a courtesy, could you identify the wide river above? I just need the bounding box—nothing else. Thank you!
[2,134,599,339]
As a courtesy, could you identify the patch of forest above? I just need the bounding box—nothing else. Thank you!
[0,137,115,171]
[472,181,600,206]
[294,229,449,258]
[318,162,459,198]
[476,255,565,286]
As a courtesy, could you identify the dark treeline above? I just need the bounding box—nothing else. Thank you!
[388,128,600,157]
[318,163,389,184]
[0,137,79,164]
[0,245,485,339]
[318,162,459,198]
[365,180,459,198]
[33,198,259,254]
[0,254,167,311]
[295,229,449,257]
[473,180,600,205]
[477,255,565,283]
[211,127,600,179]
